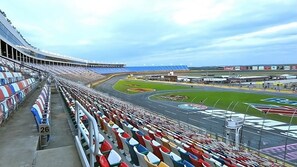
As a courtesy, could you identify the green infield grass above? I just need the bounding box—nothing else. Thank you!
[151,91,297,124]
[113,79,191,94]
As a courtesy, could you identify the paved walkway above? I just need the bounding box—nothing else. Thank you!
[0,84,42,167]
[0,82,81,167]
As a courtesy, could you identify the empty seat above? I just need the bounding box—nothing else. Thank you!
[151,140,163,161]
[178,147,192,163]
[160,146,174,167]
[143,135,153,152]
[100,140,113,155]
[135,130,146,146]
[98,150,122,167]
[126,138,140,165]
[145,152,161,167]
[134,144,149,167]
[119,132,131,156]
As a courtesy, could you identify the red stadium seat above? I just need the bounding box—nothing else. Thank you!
[100,140,113,155]
[118,162,129,167]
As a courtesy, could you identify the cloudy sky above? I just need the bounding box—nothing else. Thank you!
[1,0,296,66]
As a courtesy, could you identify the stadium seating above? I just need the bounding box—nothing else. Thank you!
[56,77,283,167]
[31,79,51,131]
[27,63,105,84]
[0,61,38,126]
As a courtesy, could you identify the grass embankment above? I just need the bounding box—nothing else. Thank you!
[113,79,191,94]
[152,91,297,124]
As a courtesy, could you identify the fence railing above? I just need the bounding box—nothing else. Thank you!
[75,101,101,167]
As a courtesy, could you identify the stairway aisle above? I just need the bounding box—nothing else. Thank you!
[33,85,82,167]
[0,84,43,167]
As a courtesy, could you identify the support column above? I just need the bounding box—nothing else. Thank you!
[0,40,2,56]
[5,43,8,57]
[11,47,13,59]
[235,127,241,150]
[226,129,230,145]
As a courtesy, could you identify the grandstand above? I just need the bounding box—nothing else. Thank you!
[0,8,294,167]
[90,66,189,74]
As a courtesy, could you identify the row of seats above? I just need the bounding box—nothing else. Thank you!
[59,82,129,167]
[0,57,23,74]
[56,77,282,167]
[94,100,209,167]
[0,65,37,125]
[58,80,205,167]
[27,63,105,84]
[58,79,208,167]
[0,66,9,72]
[0,71,25,85]
[31,79,51,130]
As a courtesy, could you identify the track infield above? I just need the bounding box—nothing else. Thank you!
[113,79,191,94]
[151,91,297,124]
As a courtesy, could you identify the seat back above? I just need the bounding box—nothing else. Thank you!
[144,156,158,167]
[160,148,174,167]
[100,140,112,155]
[171,158,184,167]
[143,135,153,152]
[136,131,145,146]
[178,147,191,163]
[151,142,163,161]
[158,161,169,167]
[125,140,139,166]
[119,132,130,156]
[99,155,110,167]
[134,146,148,167]
[184,160,195,167]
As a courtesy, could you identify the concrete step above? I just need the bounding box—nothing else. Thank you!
[0,135,39,167]
[34,145,82,167]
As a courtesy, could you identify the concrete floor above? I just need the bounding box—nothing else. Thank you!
[34,145,81,167]
[0,83,81,167]
[0,85,41,167]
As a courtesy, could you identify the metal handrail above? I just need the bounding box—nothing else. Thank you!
[75,101,101,167]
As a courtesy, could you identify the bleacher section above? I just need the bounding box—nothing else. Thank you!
[27,63,105,84]
[30,78,51,147]
[90,65,189,74]
[57,77,282,167]
[58,78,129,167]
[0,57,38,126]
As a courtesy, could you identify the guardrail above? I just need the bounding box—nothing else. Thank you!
[74,101,101,167]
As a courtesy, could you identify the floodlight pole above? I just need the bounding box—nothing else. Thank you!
[191,96,197,103]
[202,97,208,104]
[211,99,221,116]
[283,108,297,164]
[224,101,234,125]
[240,105,250,144]
[258,107,271,153]
[224,101,234,143]
[230,102,239,118]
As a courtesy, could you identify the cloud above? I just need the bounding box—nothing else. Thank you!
[0,0,296,66]
[171,0,234,25]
